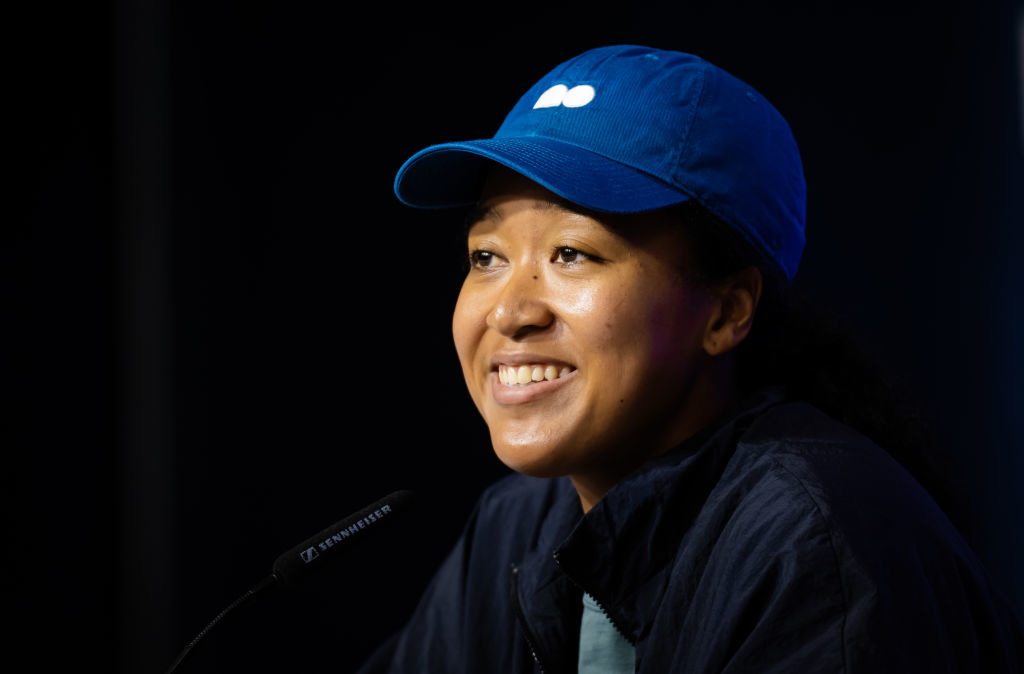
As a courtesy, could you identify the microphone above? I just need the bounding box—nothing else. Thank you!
[272,489,415,585]
[276,487,415,581]
[166,490,415,674]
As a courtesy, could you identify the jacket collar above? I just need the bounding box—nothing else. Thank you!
[514,387,788,662]
[512,478,583,673]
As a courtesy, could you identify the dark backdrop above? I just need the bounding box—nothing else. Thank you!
[14,0,1023,672]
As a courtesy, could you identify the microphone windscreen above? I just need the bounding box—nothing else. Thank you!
[272,490,415,586]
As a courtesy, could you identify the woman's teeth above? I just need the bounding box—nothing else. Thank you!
[498,364,573,386]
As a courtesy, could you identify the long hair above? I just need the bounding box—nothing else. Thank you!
[677,201,971,537]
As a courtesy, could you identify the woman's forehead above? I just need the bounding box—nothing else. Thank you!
[473,169,686,249]
[466,169,596,235]
[476,169,583,214]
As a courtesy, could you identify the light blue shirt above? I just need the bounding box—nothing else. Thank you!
[578,592,636,673]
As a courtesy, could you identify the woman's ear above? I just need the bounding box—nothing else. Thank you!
[703,266,763,356]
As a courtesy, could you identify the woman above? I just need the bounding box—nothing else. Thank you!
[359,46,1022,673]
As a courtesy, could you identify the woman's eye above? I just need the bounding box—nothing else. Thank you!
[469,250,501,268]
[554,247,589,264]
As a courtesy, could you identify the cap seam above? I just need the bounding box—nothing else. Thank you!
[666,61,706,185]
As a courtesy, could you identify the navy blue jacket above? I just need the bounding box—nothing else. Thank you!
[360,389,1023,672]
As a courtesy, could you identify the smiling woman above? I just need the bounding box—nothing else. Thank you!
[454,168,752,511]
[358,46,1023,673]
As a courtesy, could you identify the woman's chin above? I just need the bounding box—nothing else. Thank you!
[490,436,576,479]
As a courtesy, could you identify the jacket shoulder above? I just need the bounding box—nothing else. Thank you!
[716,400,1024,672]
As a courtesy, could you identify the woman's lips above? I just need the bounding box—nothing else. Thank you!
[490,365,577,405]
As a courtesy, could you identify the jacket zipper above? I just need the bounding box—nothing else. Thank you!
[552,551,638,647]
[510,564,550,674]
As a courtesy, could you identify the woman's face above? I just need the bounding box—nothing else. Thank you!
[452,170,718,494]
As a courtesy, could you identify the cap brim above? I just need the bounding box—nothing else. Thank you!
[394,136,694,214]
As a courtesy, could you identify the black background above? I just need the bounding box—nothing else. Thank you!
[13,0,1024,672]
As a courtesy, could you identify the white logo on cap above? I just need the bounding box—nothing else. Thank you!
[533,84,595,109]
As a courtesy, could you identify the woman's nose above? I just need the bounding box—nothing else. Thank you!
[486,266,554,339]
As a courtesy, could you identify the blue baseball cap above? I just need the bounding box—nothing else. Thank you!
[394,45,806,280]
